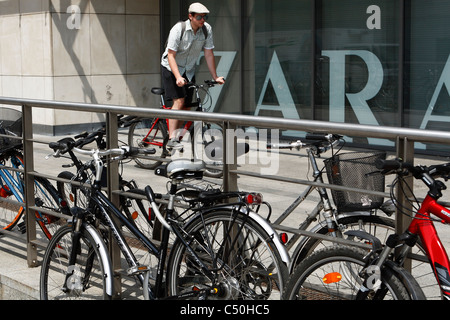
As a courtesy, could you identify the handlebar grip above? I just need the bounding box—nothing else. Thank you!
[49,137,75,153]
[267,142,300,149]
[375,158,402,170]
[305,133,331,141]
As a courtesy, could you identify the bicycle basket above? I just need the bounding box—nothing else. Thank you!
[324,151,386,212]
[0,107,22,152]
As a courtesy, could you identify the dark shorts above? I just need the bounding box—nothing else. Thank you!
[161,67,195,103]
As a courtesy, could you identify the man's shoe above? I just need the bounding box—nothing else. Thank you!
[167,138,183,150]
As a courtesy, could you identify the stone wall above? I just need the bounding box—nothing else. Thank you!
[0,0,161,135]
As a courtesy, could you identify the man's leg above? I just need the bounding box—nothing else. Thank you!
[168,97,185,140]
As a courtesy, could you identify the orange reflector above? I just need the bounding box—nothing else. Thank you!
[322,272,342,284]
[69,194,74,202]
[131,211,139,220]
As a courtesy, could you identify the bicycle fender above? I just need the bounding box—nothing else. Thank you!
[247,208,291,267]
[84,223,114,298]
[192,205,290,268]
[345,230,383,252]
[384,260,426,300]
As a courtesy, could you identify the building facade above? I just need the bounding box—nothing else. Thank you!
[1,0,449,152]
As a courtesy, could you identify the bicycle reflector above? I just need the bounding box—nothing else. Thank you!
[245,193,263,205]
[279,233,288,244]
[322,272,342,284]
[0,186,11,198]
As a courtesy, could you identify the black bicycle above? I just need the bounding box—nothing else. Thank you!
[39,136,289,300]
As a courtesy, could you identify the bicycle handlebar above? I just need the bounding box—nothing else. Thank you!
[49,137,155,160]
[267,133,342,152]
[375,158,450,178]
[185,79,224,89]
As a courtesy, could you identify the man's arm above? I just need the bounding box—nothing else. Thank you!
[167,50,187,87]
[204,49,225,84]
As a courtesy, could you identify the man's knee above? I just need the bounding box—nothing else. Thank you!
[172,98,185,110]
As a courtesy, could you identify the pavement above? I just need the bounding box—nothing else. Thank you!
[1,131,450,299]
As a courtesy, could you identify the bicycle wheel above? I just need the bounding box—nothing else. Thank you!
[283,245,412,300]
[166,209,289,300]
[40,224,112,300]
[128,117,168,169]
[34,176,68,239]
[291,214,441,299]
[292,215,395,264]
[57,171,90,209]
[0,151,25,231]
[0,151,65,239]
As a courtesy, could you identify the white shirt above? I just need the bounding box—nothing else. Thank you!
[161,20,214,81]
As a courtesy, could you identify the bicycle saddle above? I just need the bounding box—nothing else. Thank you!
[151,88,165,95]
[155,159,205,180]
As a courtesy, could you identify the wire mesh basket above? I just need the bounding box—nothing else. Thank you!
[0,107,22,152]
[324,151,386,212]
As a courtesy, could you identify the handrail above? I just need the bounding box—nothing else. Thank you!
[0,96,447,272]
[1,96,450,143]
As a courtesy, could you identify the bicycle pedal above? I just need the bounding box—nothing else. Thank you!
[127,265,150,275]
[17,221,26,234]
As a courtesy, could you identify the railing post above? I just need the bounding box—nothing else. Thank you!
[106,112,122,299]
[22,104,38,267]
[395,136,414,271]
[222,121,238,192]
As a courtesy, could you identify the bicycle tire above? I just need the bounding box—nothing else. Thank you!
[0,151,25,231]
[0,151,66,239]
[56,171,90,209]
[34,176,68,239]
[291,214,441,299]
[283,245,414,300]
[166,209,289,300]
[128,117,168,169]
[291,215,395,265]
[40,224,113,300]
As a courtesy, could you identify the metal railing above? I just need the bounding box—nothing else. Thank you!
[1,96,450,270]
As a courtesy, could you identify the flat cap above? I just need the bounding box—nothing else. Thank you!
[188,2,209,14]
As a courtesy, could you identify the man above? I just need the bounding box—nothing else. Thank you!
[161,2,225,150]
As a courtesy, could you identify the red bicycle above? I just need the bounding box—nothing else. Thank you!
[127,80,223,178]
[282,157,450,300]
[373,158,450,299]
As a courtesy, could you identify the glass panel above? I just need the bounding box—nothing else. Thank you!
[248,0,312,121]
[316,0,400,134]
[407,0,450,153]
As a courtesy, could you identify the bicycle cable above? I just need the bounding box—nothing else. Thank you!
[390,174,443,223]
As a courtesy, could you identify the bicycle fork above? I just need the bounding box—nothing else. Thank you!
[63,207,87,295]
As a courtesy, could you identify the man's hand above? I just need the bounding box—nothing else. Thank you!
[215,76,226,85]
[176,77,187,87]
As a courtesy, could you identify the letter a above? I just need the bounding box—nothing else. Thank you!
[416,54,450,149]
[366,5,381,30]
[254,51,301,136]
[66,5,81,30]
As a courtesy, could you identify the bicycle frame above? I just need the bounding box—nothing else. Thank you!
[64,149,230,299]
[407,195,450,298]
[273,146,338,250]
[140,83,205,149]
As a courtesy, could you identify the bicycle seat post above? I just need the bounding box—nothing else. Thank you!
[307,148,322,180]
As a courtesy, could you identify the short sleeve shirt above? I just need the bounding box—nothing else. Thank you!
[161,20,214,81]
